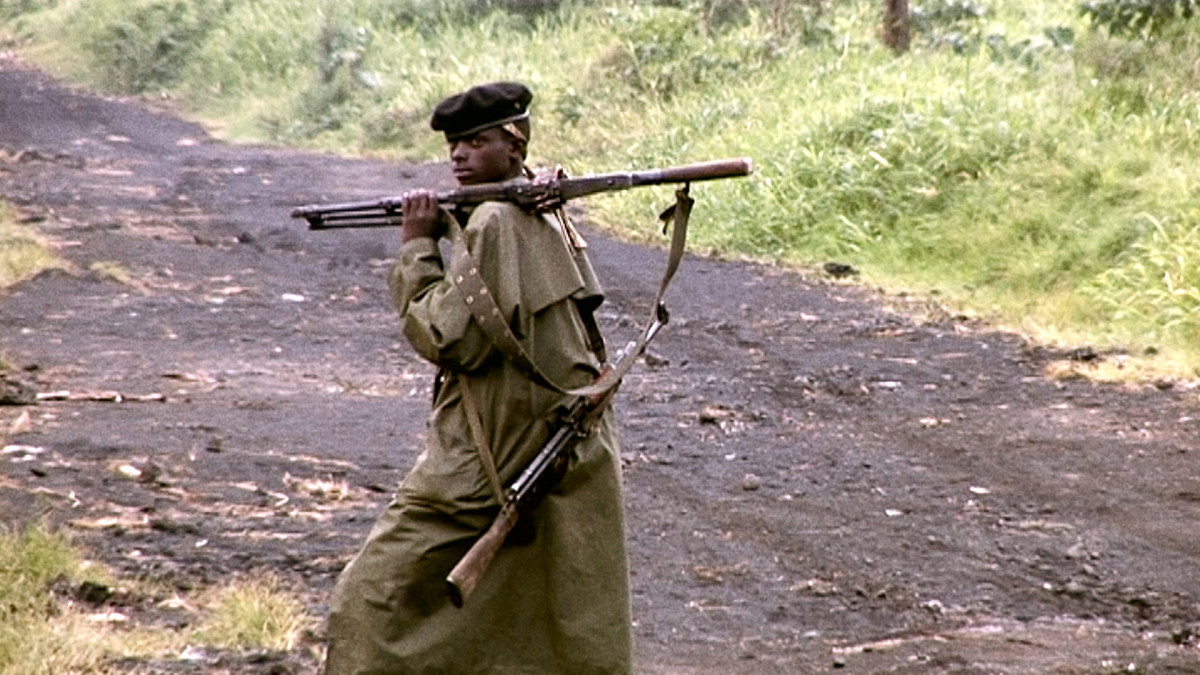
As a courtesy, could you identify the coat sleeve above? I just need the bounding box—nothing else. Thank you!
[389,203,587,374]
[388,210,496,372]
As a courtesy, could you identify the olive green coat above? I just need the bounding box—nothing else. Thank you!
[325,200,631,674]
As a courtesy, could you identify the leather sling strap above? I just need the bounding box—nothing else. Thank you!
[458,376,505,501]
[446,185,694,398]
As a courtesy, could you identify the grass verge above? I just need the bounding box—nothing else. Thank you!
[0,522,313,674]
[1,0,1196,382]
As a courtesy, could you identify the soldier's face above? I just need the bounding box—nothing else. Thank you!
[448,128,523,185]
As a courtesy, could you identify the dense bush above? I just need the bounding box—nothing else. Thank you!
[1080,0,1197,37]
[82,0,230,93]
[0,0,55,21]
[911,0,1074,67]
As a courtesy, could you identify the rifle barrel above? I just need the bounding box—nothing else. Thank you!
[632,157,753,186]
[292,157,753,229]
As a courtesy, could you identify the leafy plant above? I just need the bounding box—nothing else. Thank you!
[911,0,1073,67]
[0,0,56,22]
[81,0,229,93]
[911,0,990,52]
[592,3,786,102]
[1080,0,1197,38]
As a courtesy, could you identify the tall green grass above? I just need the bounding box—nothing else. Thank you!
[2,0,1198,377]
[0,522,311,673]
[0,523,111,674]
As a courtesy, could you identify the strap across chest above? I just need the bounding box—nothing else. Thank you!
[446,187,693,398]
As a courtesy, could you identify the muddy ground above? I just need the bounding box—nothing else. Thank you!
[1,57,1199,674]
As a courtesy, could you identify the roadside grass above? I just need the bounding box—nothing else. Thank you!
[0,522,313,674]
[0,199,61,374]
[0,200,58,289]
[87,260,133,285]
[1,0,1197,382]
[193,573,310,652]
[0,522,123,675]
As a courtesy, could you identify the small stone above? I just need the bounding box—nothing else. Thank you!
[824,261,858,279]
[77,580,113,605]
[115,464,142,480]
[643,351,670,367]
[9,410,32,435]
[741,474,761,491]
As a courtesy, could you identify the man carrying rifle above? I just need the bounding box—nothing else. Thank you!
[324,82,631,673]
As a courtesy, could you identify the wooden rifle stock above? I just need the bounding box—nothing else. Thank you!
[290,157,752,229]
[445,501,520,608]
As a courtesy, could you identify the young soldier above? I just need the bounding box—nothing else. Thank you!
[324,82,632,674]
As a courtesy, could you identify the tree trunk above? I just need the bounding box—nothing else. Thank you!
[881,0,911,54]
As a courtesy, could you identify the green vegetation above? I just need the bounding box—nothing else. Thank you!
[0,200,61,379]
[0,522,115,674]
[194,573,309,651]
[0,201,59,288]
[0,522,98,619]
[0,522,311,673]
[87,260,132,285]
[1081,0,1196,37]
[2,0,1198,378]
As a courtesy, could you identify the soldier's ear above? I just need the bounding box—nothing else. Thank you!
[506,136,527,162]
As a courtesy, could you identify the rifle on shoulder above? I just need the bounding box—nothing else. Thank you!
[290,158,752,229]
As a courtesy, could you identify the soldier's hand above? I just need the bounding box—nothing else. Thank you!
[400,189,445,243]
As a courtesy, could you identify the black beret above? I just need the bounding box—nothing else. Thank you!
[430,81,533,140]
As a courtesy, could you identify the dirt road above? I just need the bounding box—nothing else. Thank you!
[2,57,1199,673]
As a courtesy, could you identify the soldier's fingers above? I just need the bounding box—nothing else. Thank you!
[402,189,435,209]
